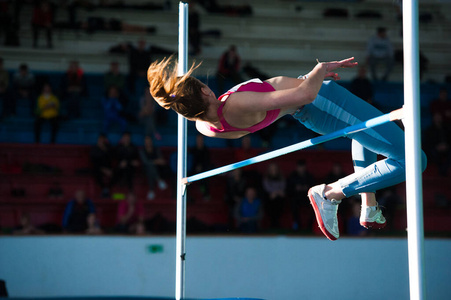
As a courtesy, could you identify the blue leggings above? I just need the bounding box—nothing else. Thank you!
[293,81,427,197]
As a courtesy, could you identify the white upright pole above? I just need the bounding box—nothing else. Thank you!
[176,2,188,300]
[402,1,426,299]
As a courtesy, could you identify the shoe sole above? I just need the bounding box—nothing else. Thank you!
[360,221,386,230]
[308,188,337,241]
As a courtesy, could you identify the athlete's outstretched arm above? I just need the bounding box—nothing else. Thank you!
[230,58,357,113]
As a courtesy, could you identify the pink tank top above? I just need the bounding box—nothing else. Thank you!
[208,79,280,133]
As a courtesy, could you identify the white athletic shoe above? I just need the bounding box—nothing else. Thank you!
[308,184,341,241]
[360,205,386,229]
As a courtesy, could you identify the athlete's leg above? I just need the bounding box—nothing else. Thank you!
[294,80,426,197]
[297,81,426,238]
[350,139,377,205]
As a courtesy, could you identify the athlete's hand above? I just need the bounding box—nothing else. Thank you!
[323,57,358,72]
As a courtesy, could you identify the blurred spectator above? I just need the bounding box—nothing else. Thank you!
[34,83,59,143]
[90,134,114,198]
[225,168,248,228]
[116,192,144,233]
[350,65,374,103]
[216,45,243,94]
[139,87,161,140]
[104,60,130,115]
[0,57,10,117]
[1,1,20,47]
[101,86,127,133]
[65,0,79,30]
[190,134,212,200]
[11,63,35,117]
[423,112,451,176]
[127,39,152,93]
[429,88,451,126]
[104,60,126,93]
[0,2,11,40]
[62,189,96,233]
[113,132,140,191]
[419,51,429,81]
[13,213,44,235]
[86,213,103,234]
[394,48,429,81]
[12,0,24,26]
[0,0,9,21]
[366,27,394,81]
[60,60,87,119]
[346,199,368,236]
[0,58,7,87]
[286,159,315,231]
[139,135,168,200]
[262,162,286,229]
[234,186,263,233]
[31,0,53,48]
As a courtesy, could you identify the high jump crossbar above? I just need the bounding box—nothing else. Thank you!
[183,108,404,184]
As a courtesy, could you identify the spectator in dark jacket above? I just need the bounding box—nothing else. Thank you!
[234,186,263,233]
[62,190,96,233]
[101,86,127,133]
[139,135,168,200]
[11,63,35,116]
[60,60,87,119]
[286,159,315,231]
[32,0,53,48]
[216,45,243,94]
[90,134,114,197]
[350,66,373,103]
[0,57,10,118]
[189,134,212,200]
[104,60,126,92]
[423,112,451,176]
[113,132,140,191]
[128,39,152,93]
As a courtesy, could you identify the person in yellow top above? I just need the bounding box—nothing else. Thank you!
[34,83,60,143]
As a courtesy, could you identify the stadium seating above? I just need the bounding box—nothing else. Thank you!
[1,143,450,236]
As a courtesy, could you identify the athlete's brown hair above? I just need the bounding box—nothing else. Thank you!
[147,56,208,120]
